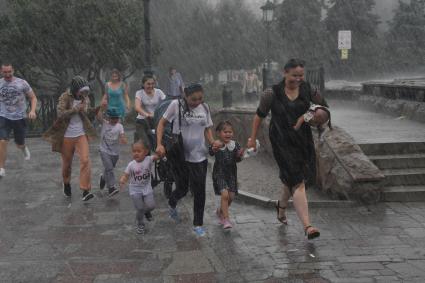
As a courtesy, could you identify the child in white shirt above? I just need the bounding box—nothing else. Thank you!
[119,140,159,235]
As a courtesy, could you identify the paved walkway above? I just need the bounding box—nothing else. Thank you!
[327,101,425,144]
[1,134,425,282]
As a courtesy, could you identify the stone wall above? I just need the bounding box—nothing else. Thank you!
[358,95,425,123]
[212,108,385,204]
[325,86,425,123]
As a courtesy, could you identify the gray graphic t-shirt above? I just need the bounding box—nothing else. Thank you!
[125,156,153,196]
[99,120,124,156]
[0,77,33,120]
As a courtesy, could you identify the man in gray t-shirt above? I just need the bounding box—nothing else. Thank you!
[166,67,185,98]
[0,63,37,177]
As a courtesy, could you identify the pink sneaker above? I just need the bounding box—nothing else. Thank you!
[223,219,233,229]
[216,208,224,225]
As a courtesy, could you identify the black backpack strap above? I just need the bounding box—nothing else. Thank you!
[170,99,182,134]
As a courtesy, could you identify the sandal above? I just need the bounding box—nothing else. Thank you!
[275,200,288,225]
[305,225,320,240]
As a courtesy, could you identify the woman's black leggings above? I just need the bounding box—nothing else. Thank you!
[168,159,208,226]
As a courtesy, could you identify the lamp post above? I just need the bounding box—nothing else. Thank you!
[143,0,152,76]
[260,0,275,90]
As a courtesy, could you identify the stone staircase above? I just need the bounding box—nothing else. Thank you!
[359,142,425,201]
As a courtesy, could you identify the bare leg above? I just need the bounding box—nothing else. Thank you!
[75,135,91,191]
[0,140,8,168]
[228,192,235,207]
[292,182,319,237]
[278,184,291,219]
[61,138,76,184]
[292,182,310,228]
[220,190,230,220]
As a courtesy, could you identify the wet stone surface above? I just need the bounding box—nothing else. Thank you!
[1,134,425,282]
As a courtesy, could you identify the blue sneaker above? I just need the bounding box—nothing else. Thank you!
[168,206,179,222]
[193,226,206,237]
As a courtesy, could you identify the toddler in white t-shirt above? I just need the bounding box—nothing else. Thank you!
[119,140,159,235]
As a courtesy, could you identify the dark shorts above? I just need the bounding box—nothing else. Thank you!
[0,116,27,145]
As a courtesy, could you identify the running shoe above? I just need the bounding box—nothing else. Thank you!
[63,183,71,197]
[82,190,94,201]
[108,186,119,197]
[193,226,206,237]
[136,224,145,235]
[168,206,179,222]
[23,146,31,161]
[222,219,233,230]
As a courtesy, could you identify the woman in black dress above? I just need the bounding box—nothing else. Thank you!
[247,59,326,239]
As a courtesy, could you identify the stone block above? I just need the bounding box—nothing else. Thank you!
[401,101,421,118]
[412,103,425,123]
[383,99,405,116]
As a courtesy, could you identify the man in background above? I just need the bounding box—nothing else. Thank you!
[242,69,261,103]
[166,67,184,98]
[0,63,37,177]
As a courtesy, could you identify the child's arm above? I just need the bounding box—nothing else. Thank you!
[119,173,129,190]
[119,132,127,144]
[208,144,215,156]
[151,153,161,162]
[235,142,244,162]
[293,115,305,130]
[96,103,107,122]
[205,127,222,152]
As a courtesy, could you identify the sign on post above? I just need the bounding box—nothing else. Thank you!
[341,49,348,60]
[338,30,351,50]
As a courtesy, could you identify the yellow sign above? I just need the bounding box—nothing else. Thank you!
[341,49,348,60]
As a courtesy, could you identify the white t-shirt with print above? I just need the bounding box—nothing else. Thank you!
[64,100,85,138]
[0,77,33,120]
[99,120,124,156]
[163,100,213,163]
[125,156,154,196]
[135,88,166,120]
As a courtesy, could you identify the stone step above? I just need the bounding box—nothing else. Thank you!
[381,168,425,186]
[381,185,425,202]
[368,153,425,169]
[359,142,425,156]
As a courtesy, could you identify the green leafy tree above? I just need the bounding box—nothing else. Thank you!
[151,0,266,83]
[0,0,148,95]
[386,0,425,71]
[324,0,381,78]
[275,0,327,67]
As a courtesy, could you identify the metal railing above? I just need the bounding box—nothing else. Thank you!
[306,66,325,94]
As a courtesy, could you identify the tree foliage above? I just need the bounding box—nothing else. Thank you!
[324,0,381,78]
[151,0,266,83]
[386,0,425,70]
[0,0,147,95]
[275,0,327,67]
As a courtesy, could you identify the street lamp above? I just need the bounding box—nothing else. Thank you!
[143,0,152,76]
[260,0,275,90]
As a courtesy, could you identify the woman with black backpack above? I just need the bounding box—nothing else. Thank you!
[156,83,222,237]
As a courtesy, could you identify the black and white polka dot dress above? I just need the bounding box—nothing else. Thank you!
[210,140,242,195]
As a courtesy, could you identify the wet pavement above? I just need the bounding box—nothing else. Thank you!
[1,130,425,282]
[328,101,425,144]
